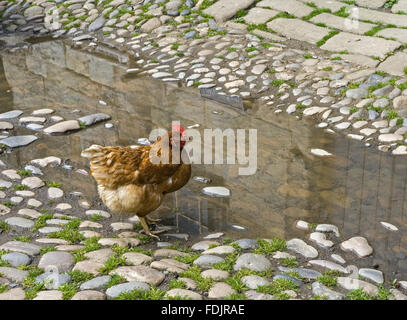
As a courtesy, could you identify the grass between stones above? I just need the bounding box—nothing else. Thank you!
[257,278,298,300]
[254,238,286,255]
[105,274,126,289]
[179,266,214,292]
[316,30,340,47]
[281,257,299,267]
[302,8,331,21]
[47,218,84,244]
[16,169,31,177]
[99,254,127,275]
[14,236,31,242]
[115,286,189,300]
[32,214,54,232]
[0,221,9,232]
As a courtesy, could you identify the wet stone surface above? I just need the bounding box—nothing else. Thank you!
[0,0,406,301]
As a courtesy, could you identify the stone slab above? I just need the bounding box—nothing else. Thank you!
[203,0,256,23]
[297,0,345,12]
[257,0,314,18]
[358,7,407,28]
[310,13,376,35]
[321,32,401,59]
[391,0,407,13]
[267,18,330,44]
[376,28,407,43]
[377,52,407,76]
[244,7,278,24]
[335,54,380,68]
[356,0,387,9]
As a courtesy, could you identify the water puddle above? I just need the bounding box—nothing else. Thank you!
[0,38,406,279]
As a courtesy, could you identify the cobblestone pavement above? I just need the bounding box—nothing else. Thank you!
[1,0,407,300]
[0,158,406,300]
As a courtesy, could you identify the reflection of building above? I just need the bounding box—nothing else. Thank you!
[1,39,407,278]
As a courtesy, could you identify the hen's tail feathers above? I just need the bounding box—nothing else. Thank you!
[81,145,104,159]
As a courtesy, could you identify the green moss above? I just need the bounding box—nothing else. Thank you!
[254,238,286,255]
[316,30,339,47]
[312,294,328,300]
[303,53,313,59]
[302,8,331,21]
[271,80,286,87]
[333,6,350,18]
[2,201,15,208]
[376,285,392,300]
[257,278,298,296]
[39,246,56,255]
[180,266,214,292]
[46,181,62,188]
[13,184,26,191]
[59,283,77,300]
[68,270,95,286]
[281,257,299,267]
[0,284,7,294]
[386,110,399,120]
[346,288,372,300]
[116,287,168,300]
[169,279,187,290]
[174,253,201,264]
[99,255,127,275]
[32,214,54,232]
[105,274,126,289]
[0,221,9,232]
[47,218,83,244]
[225,276,248,293]
[316,275,337,288]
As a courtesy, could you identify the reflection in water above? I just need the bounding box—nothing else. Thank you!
[0,39,407,279]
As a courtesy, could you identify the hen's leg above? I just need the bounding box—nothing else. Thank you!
[139,217,165,240]
[147,217,161,224]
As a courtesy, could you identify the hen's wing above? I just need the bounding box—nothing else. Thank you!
[81,144,181,189]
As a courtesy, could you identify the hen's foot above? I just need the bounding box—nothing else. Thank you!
[147,217,161,224]
[139,217,166,240]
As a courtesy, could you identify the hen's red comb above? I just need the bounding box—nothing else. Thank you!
[172,123,185,133]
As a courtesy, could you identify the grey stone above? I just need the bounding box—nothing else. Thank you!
[44,120,80,134]
[233,253,272,272]
[35,272,71,289]
[312,282,345,300]
[0,241,41,256]
[193,255,224,268]
[241,275,270,289]
[110,266,165,286]
[166,288,202,300]
[0,110,23,120]
[5,217,34,229]
[38,252,74,273]
[321,32,401,59]
[0,252,31,267]
[106,282,150,299]
[204,0,256,22]
[286,239,318,258]
[267,18,330,44]
[257,0,313,18]
[232,239,258,250]
[346,88,368,99]
[278,267,322,279]
[372,85,393,96]
[0,267,28,283]
[89,15,105,32]
[0,135,38,148]
[359,268,384,284]
[273,274,302,286]
[80,276,111,290]
[78,113,111,126]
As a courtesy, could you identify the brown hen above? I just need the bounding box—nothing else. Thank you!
[81,125,191,239]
